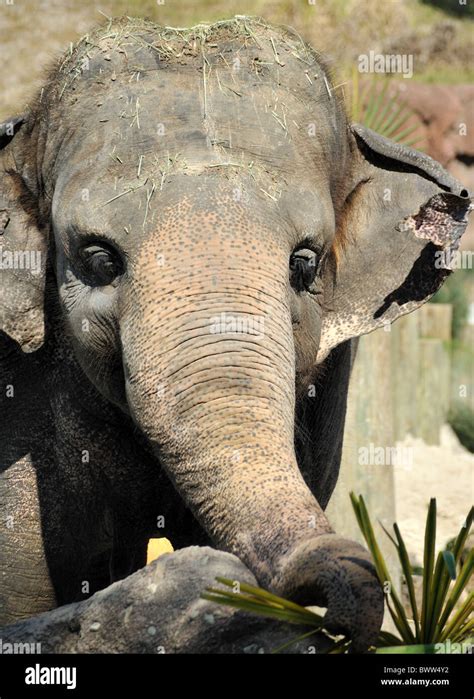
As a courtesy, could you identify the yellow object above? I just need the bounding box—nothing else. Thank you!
[147,537,174,563]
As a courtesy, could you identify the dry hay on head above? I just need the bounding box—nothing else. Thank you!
[43,15,341,105]
[27,15,350,263]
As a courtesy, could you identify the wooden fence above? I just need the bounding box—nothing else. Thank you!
[326,303,454,592]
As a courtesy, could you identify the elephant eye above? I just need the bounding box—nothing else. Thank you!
[80,245,124,286]
[289,248,320,293]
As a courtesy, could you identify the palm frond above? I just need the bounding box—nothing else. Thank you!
[202,498,473,653]
[349,72,425,149]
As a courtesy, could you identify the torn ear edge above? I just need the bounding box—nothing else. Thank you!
[334,123,473,262]
[349,123,473,265]
[318,124,473,363]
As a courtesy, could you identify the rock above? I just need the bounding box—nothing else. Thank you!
[387,82,474,167]
[0,546,332,654]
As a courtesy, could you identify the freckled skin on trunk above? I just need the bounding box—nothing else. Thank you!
[121,189,384,649]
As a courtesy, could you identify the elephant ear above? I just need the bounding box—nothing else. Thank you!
[318,123,472,362]
[0,116,47,353]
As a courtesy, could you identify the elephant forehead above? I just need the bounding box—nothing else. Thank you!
[50,83,336,247]
[47,19,343,247]
[50,73,332,184]
[43,18,346,186]
[135,193,289,269]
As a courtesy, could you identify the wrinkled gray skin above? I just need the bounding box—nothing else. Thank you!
[0,18,471,652]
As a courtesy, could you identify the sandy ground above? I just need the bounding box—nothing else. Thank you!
[394,426,473,565]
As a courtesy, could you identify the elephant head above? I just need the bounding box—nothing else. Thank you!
[0,18,471,650]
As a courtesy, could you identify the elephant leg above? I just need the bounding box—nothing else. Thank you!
[0,457,56,625]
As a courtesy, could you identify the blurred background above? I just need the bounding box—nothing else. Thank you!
[1,0,472,611]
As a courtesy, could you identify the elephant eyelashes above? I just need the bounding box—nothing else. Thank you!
[289,248,320,293]
[80,245,124,286]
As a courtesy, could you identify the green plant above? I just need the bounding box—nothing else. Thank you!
[202,576,349,654]
[203,496,473,653]
[350,68,424,149]
[351,495,473,648]
[448,403,474,453]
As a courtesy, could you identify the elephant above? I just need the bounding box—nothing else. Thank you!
[0,16,471,652]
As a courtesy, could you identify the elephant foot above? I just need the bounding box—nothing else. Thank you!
[269,534,384,653]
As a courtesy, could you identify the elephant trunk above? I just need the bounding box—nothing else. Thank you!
[120,197,383,650]
[121,198,333,586]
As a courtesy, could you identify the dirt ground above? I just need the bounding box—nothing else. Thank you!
[394,426,473,564]
[0,0,94,119]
